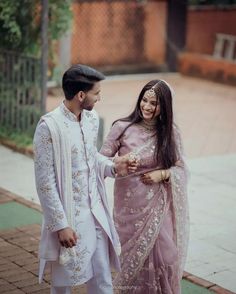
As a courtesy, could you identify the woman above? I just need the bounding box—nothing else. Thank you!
[100,80,189,294]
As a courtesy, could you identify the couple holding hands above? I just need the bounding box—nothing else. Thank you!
[34,64,189,294]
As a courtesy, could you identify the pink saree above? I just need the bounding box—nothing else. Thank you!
[100,121,189,294]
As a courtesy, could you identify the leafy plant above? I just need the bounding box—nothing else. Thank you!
[0,0,73,55]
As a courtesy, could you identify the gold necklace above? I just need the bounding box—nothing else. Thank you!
[138,119,157,131]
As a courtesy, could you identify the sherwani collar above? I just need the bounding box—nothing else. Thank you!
[60,101,85,123]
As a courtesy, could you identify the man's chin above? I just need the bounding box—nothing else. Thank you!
[84,106,94,111]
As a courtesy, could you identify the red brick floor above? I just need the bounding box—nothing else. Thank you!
[0,223,86,294]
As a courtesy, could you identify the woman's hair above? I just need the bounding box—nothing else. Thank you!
[114,79,177,168]
[62,64,105,100]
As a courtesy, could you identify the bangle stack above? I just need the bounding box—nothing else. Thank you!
[161,170,166,181]
[161,169,170,182]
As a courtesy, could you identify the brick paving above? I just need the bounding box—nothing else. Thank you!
[0,223,87,294]
[1,191,235,294]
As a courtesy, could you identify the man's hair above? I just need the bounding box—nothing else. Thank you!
[62,64,105,100]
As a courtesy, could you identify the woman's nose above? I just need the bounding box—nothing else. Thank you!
[143,104,151,110]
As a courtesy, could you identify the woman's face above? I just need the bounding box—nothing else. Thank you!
[140,91,160,121]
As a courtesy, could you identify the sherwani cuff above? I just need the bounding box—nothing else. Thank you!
[104,162,116,178]
[47,219,69,233]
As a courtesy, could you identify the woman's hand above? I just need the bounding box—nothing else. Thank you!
[140,169,170,185]
[140,170,162,185]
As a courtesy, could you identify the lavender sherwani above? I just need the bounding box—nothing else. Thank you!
[33,103,120,286]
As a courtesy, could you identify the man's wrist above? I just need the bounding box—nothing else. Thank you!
[111,164,117,177]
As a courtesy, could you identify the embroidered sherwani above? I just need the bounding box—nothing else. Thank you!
[33,103,120,287]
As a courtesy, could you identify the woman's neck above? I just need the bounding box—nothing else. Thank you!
[139,118,157,131]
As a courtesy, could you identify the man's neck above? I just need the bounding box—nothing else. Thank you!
[64,99,82,121]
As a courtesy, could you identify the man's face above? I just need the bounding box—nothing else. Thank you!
[81,82,101,111]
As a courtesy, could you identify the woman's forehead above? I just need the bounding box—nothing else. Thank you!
[143,91,158,102]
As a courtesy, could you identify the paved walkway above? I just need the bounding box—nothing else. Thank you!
[0,73,236,293]
[0,187,218,293]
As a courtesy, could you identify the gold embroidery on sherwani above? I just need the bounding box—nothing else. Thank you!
[35,102,114,286]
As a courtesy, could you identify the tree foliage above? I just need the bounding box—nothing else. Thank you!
[0,0,72,55]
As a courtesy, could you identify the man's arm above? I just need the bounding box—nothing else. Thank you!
[33,121,69,232]
[96,152,137,178]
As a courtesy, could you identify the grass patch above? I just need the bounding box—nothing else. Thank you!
[0,126,33,148]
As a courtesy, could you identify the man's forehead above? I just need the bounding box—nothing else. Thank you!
[91,82,101,91]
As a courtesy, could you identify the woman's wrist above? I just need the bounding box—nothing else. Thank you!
[161,169,170,182]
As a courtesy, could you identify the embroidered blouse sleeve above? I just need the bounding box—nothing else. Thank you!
[100,121,124,157]
[33,121,69,232]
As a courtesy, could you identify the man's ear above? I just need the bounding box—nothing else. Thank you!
[77,91,86,102]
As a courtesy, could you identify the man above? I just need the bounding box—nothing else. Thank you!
[33,64,135,294]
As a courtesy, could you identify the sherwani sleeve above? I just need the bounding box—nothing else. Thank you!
[96,152,115,178]
[33,121,69,232]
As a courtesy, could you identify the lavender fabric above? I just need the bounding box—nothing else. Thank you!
[100,121,189,294]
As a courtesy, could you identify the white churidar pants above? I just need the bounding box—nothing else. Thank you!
[50,224,113,294]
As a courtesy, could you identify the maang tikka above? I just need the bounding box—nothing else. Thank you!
[145,82,160,98]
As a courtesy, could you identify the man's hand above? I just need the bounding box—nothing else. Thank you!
[57,227,78,248]
[114,153,138,176]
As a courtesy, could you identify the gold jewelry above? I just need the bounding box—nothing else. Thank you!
[145,82,160,98]
[139,119,157,132]
[164,170,170,183]
[146,87,156,98]
[161,170,166,181]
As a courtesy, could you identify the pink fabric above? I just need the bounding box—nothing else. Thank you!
[100,121,189,294]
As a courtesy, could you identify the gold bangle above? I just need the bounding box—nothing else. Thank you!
[161,170,165,181]
[164,170,170,183]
